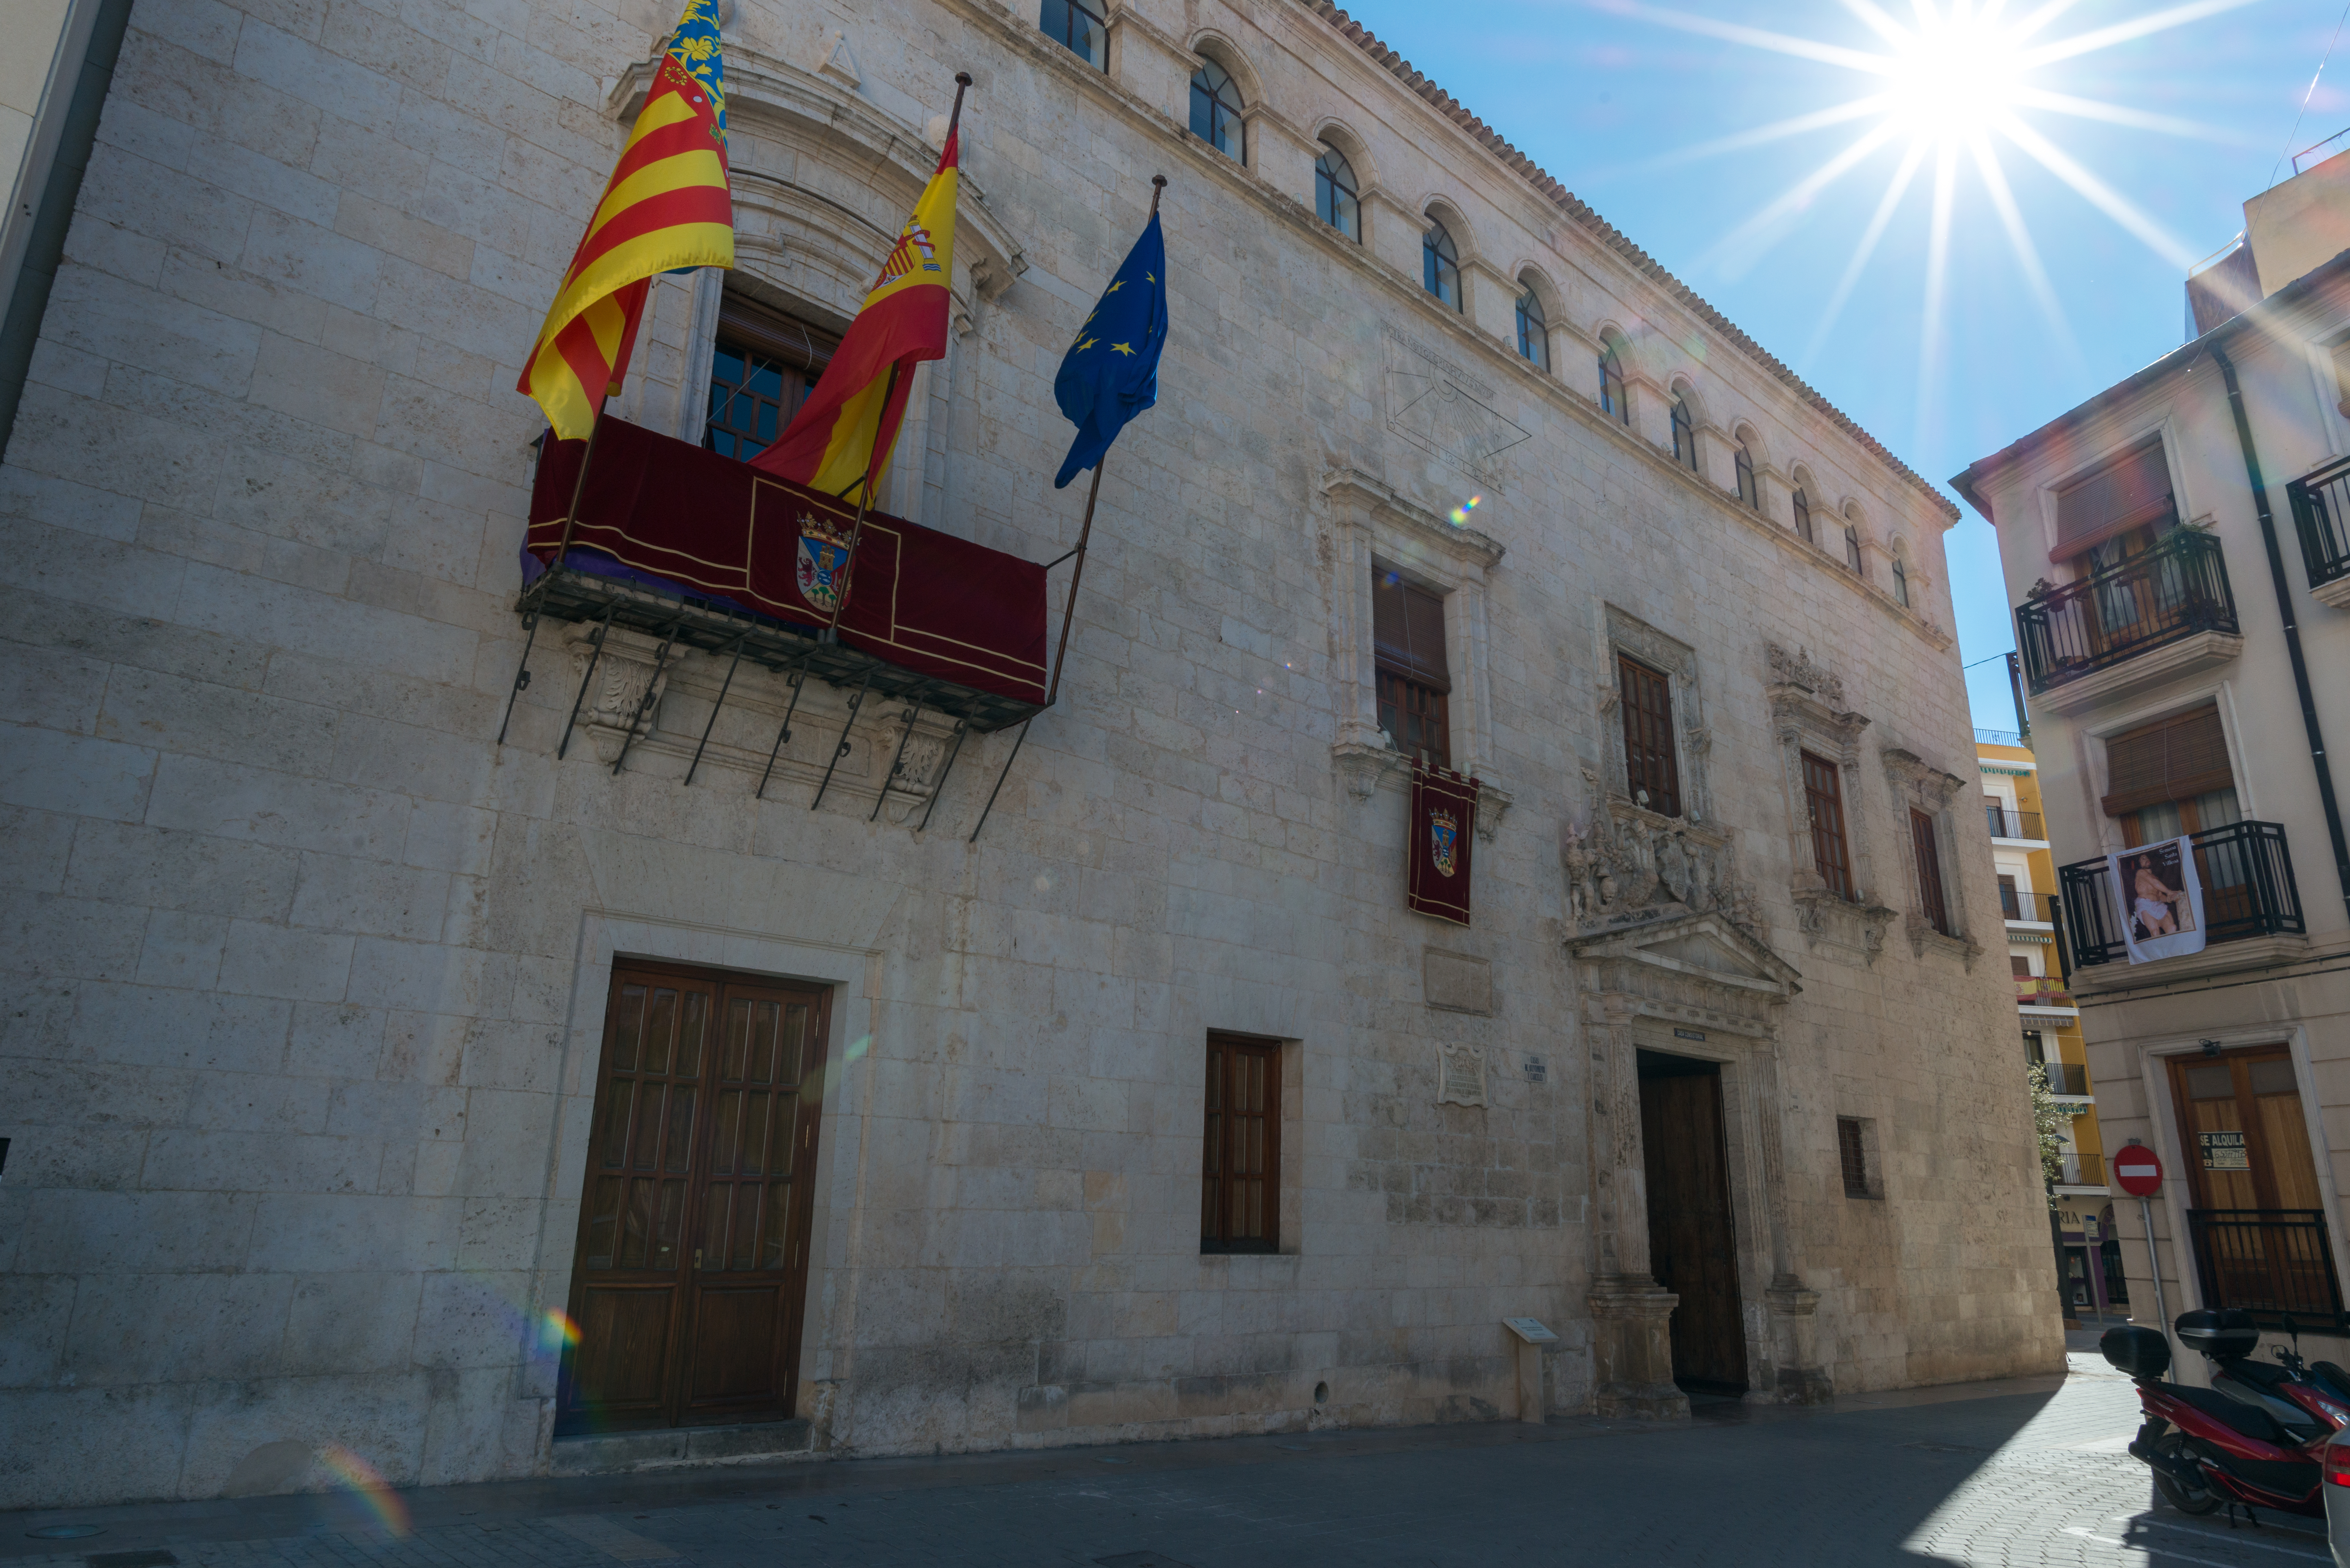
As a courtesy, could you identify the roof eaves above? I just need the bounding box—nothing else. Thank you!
[1303,1,1960,522]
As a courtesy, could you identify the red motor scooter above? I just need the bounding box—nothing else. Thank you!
[2105,1310,2350,1520]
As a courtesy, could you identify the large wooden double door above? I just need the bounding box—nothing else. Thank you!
[558,961,830,1434]
[1640,1052,1749,1394]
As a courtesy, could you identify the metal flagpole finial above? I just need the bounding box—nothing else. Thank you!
[1151,175,1166,214]
[946,72,972,138]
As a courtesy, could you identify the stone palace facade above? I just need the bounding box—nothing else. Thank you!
[0,0,2059,1507]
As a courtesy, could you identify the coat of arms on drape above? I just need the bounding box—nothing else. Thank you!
[1407,762,1480,925]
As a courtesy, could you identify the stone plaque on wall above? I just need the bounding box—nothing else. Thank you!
[1436,1041,1487,1107]
[1423,948,1493,1014]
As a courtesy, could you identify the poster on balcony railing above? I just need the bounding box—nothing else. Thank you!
[2107,836,2206,963]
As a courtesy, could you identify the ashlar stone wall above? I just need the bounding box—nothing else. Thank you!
[0,0,2060,1508]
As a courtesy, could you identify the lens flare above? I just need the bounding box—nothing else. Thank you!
[314,1445,411,1537]
[1448,495,1481,526]
[542,1309,582,1351]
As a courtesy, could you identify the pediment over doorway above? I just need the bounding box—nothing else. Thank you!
[1566,910,1801,1036]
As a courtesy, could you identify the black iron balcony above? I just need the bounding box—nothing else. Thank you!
[2000,883,2023,919]
[2058,1151,2103,1185]
[2187,1210,2347,1328]
[2056,819,2305,968]
[2286,453,2350,596]
[2016,529,2237,694]
[1987,805,2043,840]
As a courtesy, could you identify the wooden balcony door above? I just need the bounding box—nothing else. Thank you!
[2169,1047,2328,1312]
[558,961,831,1434]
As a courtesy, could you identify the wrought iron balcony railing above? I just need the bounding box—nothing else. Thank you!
[2187,1210,2348,1328]
[2286,453,2350,594]
[2016,529,2237,694]
[1987,805,2044,840]
[2057,819,2304,968]
[2058,1151,2103,1185]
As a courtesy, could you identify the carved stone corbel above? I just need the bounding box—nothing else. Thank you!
[564,625,675,765]
[1332,740,1406,802]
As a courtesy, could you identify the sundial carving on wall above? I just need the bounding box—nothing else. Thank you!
[1383,325,1530,488]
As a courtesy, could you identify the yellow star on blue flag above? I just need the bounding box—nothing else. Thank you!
[1052,211,1167,487]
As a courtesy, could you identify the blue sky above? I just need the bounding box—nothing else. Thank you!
[1336,0,2341,730]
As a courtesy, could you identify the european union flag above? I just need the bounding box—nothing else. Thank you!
[1052,213,1167,488]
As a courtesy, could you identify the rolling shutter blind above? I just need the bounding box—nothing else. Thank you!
[2101,705,2233,817]
[1372,572,1451,691]
[717,294,838,375]
[2053,440,2174,562]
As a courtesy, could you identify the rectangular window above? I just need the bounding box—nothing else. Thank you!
[1202,1034,1280,1254]
[1801,750,1853,899]
[1617,655,1681,816]
[1837,1117,1872,1198]
[1911,808,1952,937]
[1373,569,1450,768]
[1998,874,2021,920]
[2010,954,2033,977]
[704,295,839,463]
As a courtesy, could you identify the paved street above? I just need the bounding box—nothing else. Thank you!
[6,1342,2334,1567]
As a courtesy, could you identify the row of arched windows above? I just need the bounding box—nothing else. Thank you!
[1040,8,1924,612]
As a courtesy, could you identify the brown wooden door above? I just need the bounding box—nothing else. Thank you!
[2169,1048,2329,1312]
[1641,1061,1748,1393]
[559,962,830,1434]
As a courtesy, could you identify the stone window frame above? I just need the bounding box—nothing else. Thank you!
[1324,469,1510,835]
[1763,644,1896,960]
[1201,1031,1283,1254]
[1597,606,1711,828]
[1882,746,1984,967]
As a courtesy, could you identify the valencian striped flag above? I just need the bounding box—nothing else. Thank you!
[749,117,961,504]
[517,0,733,440]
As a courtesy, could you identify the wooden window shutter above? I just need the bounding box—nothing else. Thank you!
[1802,750,1853,899]
[1911,808,1951,937]
[1618,655,1680,817]
[1372,571,1450,691]
[2101,705,2233,817]
[2053,440,2174,562]
[1202,1034,1280,1253]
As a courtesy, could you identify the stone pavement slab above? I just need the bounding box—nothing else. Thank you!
[5,1355,2333,1567]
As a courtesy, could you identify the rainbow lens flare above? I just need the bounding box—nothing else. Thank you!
[542,1309,582,1351]
[314,1445,411,1537]
[1448,496,1481,526]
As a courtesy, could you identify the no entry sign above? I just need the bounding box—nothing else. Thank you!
[2114,1145,2163,1196]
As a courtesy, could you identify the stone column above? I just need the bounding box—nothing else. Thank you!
[1362,190,1423,284]
[1327,494,1382,753]
[1584,990,1687,1418]
[1749,1040,1831,1403]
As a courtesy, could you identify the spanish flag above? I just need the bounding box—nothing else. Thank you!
[518,0,733,440]
[749,123,960,503]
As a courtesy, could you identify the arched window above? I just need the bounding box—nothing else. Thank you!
[1314,142,1359,239]
[1893,555,1911,606]
[1792,485,1814,543]
[1422,220,1461,310]
[1671,395,1699,472]
[1735,441,1760,509]
[1189,60,1243,159]
[1844,522,1864,574]
[1599,345,1629,425]
[1514,288,1548,370]
[1039,0,1107,68]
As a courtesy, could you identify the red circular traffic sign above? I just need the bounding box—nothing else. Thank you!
[2114,1146,2163,1196]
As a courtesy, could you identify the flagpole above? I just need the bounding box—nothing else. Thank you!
[819,70,972,646]
[1041,173,1162,708]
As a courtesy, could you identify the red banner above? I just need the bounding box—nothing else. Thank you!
[1407,763,1480,925]
[528,416,1047,705]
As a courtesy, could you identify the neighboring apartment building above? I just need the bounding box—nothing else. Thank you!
[1955,149,2350,1359]
[1979,727,2118,1322]
[0,0,2058,1508]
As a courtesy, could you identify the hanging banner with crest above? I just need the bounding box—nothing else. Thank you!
[1407,762,1480,925]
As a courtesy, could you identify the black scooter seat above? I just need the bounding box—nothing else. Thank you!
[2169,1384,2291,1446]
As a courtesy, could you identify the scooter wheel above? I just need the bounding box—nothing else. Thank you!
[2151,1432,2221,1516]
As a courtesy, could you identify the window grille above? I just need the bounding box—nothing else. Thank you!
[1838,1117,1872,1197]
